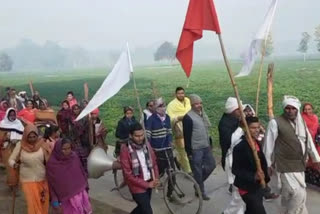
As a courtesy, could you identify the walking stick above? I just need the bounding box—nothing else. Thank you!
[84,82,94,148]
[267,63,274,120]
[218,34,266,188]
[11,186,16,214]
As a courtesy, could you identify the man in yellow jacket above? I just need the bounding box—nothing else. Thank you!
[167,87,191,173]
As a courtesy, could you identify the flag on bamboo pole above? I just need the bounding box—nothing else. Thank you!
[236,0,278,77]
[76,43,133,121]
[176,0,221,78]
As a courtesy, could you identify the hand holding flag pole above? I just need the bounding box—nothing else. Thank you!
[176,0,265,187]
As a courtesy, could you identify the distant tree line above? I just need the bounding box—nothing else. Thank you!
[297,24,320,62]
[0,39,120,71]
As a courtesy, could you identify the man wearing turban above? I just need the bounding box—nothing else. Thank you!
[264,96,320,214]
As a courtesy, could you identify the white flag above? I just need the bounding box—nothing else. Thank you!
[236,0,278,77]
[76,43,133,121]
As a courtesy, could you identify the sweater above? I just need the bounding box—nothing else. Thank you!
[9,142,46,182]
[183,111,210,156]
[146,113,172,149]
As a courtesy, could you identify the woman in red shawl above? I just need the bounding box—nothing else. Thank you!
[46,138,92,214]
[17,99,37,124]
[302,102,320,187]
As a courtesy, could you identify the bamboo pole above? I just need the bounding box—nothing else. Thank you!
[267,63,274,120]
[151,81,160,99]
[29,81,35,97]
[131,72,158,191]
[11,187,16,214]
[255,41,267,116]
[84,82,94,148]
[218,34,265,187]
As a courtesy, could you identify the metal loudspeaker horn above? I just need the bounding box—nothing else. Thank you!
[87,146,116,179]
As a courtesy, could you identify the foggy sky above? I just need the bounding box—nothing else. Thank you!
[1,0,319,54]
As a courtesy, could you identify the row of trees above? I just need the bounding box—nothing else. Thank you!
[297,24,320,61]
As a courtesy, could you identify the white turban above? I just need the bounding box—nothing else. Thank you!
[282,95,306,140]
[225,97,242,114]
[282,95,301,110]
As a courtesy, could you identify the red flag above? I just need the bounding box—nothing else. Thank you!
[176,0,221,77]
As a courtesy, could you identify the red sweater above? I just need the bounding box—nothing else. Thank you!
[120,142,159,194]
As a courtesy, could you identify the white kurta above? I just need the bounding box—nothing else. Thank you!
[264,119,320,188]
[264,118,320,214]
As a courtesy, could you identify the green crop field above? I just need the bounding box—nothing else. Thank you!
[1,59,319,150]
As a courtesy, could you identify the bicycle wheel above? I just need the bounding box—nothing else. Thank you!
[113,169,133,201]
[163,171,203,214]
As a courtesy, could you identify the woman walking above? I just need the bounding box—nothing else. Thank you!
[57,100,72,138]
[0,108,24,187]
[46,138,92,214]
[8,124,51,214]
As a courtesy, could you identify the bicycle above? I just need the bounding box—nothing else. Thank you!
[113,147,203,214]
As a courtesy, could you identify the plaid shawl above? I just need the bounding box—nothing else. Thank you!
[127,139,153,177]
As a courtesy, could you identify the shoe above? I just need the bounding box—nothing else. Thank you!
[228,184,232,195]
[202,194,210,201]
[263,192,279,202]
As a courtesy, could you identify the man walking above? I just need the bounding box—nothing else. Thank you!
[264,96,320,214]
[120,123,159,214]
[218,97,241,172]
[232,117,269,214]
[183,94,215,200]
[167,87,192,173]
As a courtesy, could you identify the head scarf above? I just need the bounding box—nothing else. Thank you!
[39,99,49,110]
[0,108,24,140]
[282,95,307,140]
[243,104,256,116]
[0,101,9,121]
[20,124,50,155]
[225,97,242,114]
[46,139,88,201]
[91,108,99,115]
[301,102,319,140]
[155,97,166,117]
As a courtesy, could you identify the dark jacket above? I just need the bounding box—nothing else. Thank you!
[115,117,137,141]
[120,141,159,194]
[232,136,270,193]
[218,113,239,169]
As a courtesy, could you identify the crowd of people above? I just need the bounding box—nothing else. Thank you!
[0,87,106,214]
[0,85,320,214]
